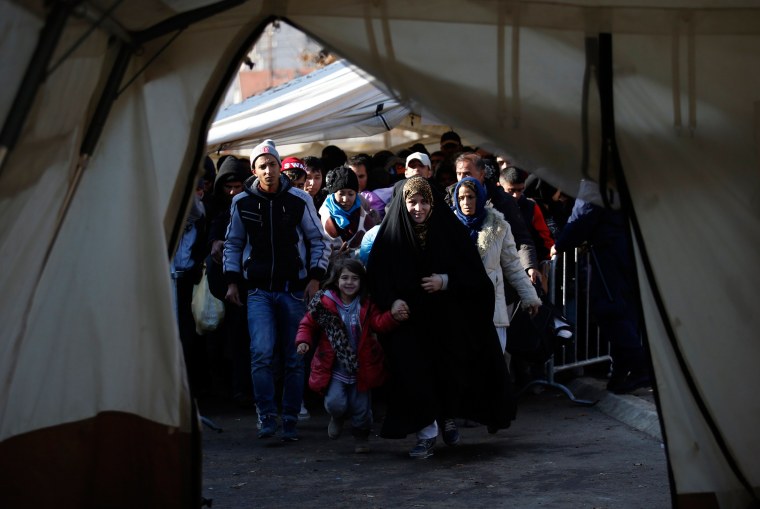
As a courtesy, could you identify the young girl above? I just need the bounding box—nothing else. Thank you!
[295,258,409,453]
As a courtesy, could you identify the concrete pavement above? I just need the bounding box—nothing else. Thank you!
[566,376,661,441]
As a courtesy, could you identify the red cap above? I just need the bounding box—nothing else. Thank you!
[281,157,305,171]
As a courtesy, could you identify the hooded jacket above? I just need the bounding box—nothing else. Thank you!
[223,174,330,292]
[207,156,250,244]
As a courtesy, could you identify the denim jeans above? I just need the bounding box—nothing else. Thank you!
[248,288,305,421]
[324,377,372,432]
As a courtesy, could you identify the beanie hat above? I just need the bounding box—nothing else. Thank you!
[281,156,306,171]
[325,166,359,194]
[250,139,281,168]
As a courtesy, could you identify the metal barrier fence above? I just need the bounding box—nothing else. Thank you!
[521,247,611,405]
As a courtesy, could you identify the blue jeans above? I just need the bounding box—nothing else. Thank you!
[324,377,372,432]
[248,289,305,422]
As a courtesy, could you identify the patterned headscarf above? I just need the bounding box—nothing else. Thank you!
[402,176,433,208]
[402,176,433,249]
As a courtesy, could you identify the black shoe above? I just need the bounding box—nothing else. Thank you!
[409,437,436,459]
[442,419,460,446]
[281,419,299,442]
[609,372,652,395]
[258,415,277,439]
[354,436,370,454]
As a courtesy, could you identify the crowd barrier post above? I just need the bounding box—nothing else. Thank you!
[517,247,612,405]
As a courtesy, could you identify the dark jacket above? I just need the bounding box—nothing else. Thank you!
[554,199,637,320]
[223,174,330,292]
[206,156,251,236]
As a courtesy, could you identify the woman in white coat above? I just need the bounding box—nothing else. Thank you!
[453,177,541,352]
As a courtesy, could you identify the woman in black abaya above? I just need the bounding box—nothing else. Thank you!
[367,176,515,459]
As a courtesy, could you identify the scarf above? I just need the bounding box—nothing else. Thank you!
[306,290,359,374]
[324,193,361,229]
[326,289,362,355]
[403,176,434,250]
[453,177,487,244]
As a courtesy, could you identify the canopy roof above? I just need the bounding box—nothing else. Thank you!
[207,59,412,151]
[2,2,759,508]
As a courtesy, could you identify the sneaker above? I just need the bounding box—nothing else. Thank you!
[354,436,370,454]
[408,437,436,459]
[442,419,460,446]
[299,403,311,421]
[328,417,344,439]
[281,419,299,442]
[258,415,277,439]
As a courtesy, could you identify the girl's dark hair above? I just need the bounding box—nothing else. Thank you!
[323,257,368,299]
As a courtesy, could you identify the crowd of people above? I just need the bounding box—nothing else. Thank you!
[169,130,652,458]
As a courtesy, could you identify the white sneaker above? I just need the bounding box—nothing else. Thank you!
[299,403,311,421]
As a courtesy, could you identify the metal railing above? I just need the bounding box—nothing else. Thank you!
[520,247,611,405]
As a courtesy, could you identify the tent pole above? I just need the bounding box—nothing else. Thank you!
[132,0,245,45]
[80,43,134,157]
[0,0,82,177]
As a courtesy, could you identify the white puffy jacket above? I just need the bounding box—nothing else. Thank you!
[476,207,541,327]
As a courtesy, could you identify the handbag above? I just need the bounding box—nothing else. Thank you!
[506,286,556,363]
[192,271,225,335]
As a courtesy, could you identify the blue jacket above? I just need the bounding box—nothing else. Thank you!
[223,174,330,292]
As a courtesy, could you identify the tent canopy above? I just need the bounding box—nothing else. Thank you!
[2,2,759,508]
[207,59,413,151]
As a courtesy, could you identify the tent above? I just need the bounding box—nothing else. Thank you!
[207,58,413,151]
[1,2,758,508]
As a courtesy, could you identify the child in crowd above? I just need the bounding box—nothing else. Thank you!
[281,156,307,190]
[295,258,409,453]
[319,166,379,259]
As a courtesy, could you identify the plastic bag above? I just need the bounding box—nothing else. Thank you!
[192,272,225,334]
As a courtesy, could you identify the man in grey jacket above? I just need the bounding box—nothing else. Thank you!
[224,139,330,441]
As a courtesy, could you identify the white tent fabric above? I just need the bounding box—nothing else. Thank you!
[2,1,759,507]
[207,59,411,150]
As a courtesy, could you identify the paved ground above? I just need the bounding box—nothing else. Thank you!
[200,376,669,509]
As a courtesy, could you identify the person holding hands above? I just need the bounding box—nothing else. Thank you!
[295,257,408,453]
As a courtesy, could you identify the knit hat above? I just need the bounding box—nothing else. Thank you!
[325,166,359,194]
[281,156,306,171]
[249,139,281,168]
